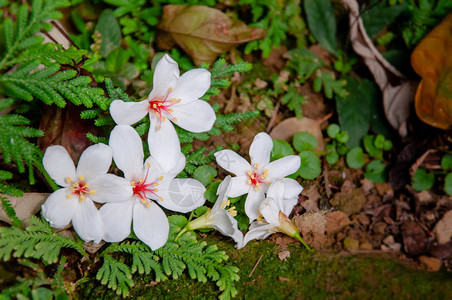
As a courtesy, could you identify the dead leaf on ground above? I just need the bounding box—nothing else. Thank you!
[342,0,417,136]
[325,211,351,235]
[295,211,327,249]
[330,188,366,216]
[411,12,452,130]
[300,185,321,213]
[269,117,324,151]
[157,5,265,65]
[0,193,49,227]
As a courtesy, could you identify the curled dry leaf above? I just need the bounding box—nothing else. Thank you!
[157,5,265,65]
[269,117,324,151]
[0,193,50,227]
[342,0,417,136]
[411,12,452,130]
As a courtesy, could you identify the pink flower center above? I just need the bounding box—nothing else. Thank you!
[247,164,269,191]
[131,162,164,207]
[148,87,180,130]
[65,176,96,201]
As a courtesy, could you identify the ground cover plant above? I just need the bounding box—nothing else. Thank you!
[0,0,451,299]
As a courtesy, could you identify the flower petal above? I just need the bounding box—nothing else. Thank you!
[143,152,185,183]
[213,175,232,211]
[228,176,250,198]
[281,197,298,217]
[244,188,265,222]
[100,200,134,243]
[281,178,303,199]
[266,155,301,180]
[148,54,180,98]
[148,115,181,173]
[249,132,273,167]
[43,146,76,187]
[214,150,251,176]
[110,100,149,125]
[72,198,104,243]
[89,174,133,203]
[133,201,169,250]
[109,125,144,180]
[41,188,78,228]
[170,68,211,105]
[171,100,216,133]
[156,178,206,213]
[208,210,235,236]
[76,143,112,181]
[258,197,280,225]
[242,222,274,248]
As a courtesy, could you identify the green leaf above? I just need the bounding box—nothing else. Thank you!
[363,135,383,159]
[293,132,317,152]
[362,3,405,39]
[280,82,306,119]
[298,151,322,180]
[444,172,452,195]
[374,134,385,149]
[336,131,349,144]
[346,147,365,169]
[364,160,387,184]
[314,71,348,99]
[195,206,209,217]
[325,150,339,165]
[285,48,324,81]
[327,124,341,139]
[95,9,121,57]
[303,0,338,55]
[336,77,379,147]
[168,215,188,229]
[271,139,294,161]
[205,181,220,204]
[193,165,217,186]
[411,168,435,192]
[441,154,452,170]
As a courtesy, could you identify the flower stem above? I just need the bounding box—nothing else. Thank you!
[174,227,188,242]
[294,232,311,251]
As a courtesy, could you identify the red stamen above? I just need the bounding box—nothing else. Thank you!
[148,88,179,129]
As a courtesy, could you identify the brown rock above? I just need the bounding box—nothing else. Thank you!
[416,190,434,204]
[325,211,351,234]
[433,210,452,244]
[418,256,442,272]
[360,240,373,250]
[375,183,392,197]
[361,179,374,194]
[373,222,387,235]
[357,214,370,226]
[430,240,452,259]
[295,211,326,249]
[343,237,359,251]
[278,250,291,261]
[402,221,428,256]
[330,188,366,216]
[0,193,50,227]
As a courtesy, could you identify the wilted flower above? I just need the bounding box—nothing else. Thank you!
[109,54,215,172]
[241,180,310,250]
[176,176,243,248]
[42,144,132,243]
[100,125,206,250]
[214,132,301,221]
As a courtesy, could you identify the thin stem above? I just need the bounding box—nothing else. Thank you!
[294,232,311,252]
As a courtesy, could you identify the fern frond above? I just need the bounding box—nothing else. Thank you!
[0,194,22,227]
[0,216,86,264]
[96,255,133,297]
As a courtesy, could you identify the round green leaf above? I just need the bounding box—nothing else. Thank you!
[383,140,393,151]
[298,151,322,180]
[271,139,294,161]
[204,181,220,203]
[374,134,385,149]
[337,143,349,156]
[293,132,318,152]
[441,154,452,170]
[444,172,452,195]
[327,123,341,139]
[363,135,382,158]
[411,168,435,192]
[195,205,209,217]
[336,131,349,144]
[193,165,217,186]
[346,147,365,169]
[326,151,339,165]
[364,159,387,183]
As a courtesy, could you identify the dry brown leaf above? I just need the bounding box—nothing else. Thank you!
[342,0,417,136]
[300,185,321,213]
[157,5,265,65]
[411,12,452,129]
[0,193,49,227]
[295,211,327,249]
[269,117,324,151]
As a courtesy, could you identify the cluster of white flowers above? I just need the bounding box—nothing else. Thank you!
[42,54,309,251]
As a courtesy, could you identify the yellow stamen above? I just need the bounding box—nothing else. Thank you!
[247,179,252,184]
[79,176,84,181]
[65,177,72,183]
[247,170,252,175]
[158,176,164,181]
[168,108,173,113]
[254,186,259,191]
[90,190,96,195]
[146,203,151,207]
[85,184,90,188]
[158,103,163,106]
[157,125,161,130]
[254,163,259,169]
[161,117,166,122]
[79,194,85,201]
[153,182,159,186]
[154,188,158,192]
[146,162,151,168]
[168,87,173,92]
[177,98,181,102]
[66,194,72,199]
[173,117,177,122]
[141,198,146,203]
[256,182,260,187]
[159,197,163,202]
[153,104,157,109]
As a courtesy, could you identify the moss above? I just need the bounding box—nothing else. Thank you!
[77,236,452,299]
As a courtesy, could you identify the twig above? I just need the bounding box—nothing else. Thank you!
[248,254,264,278]
[323,158,332,198]
[266,100,281,132]
[50,20,79,50]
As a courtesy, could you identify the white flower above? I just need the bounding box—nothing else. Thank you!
[177,176,243,248]
[109,54,215,173]
[214,132,301,222]
[241,180,310,250]
[100,125,206,250]
[42,144,133,243]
